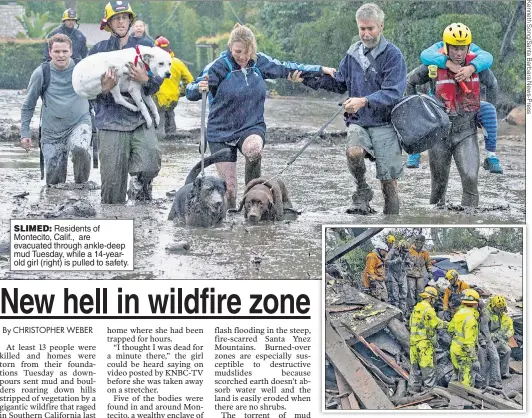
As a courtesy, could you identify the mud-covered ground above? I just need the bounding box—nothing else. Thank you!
[0,91,526,279]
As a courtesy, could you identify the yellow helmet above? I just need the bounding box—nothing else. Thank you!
[386,234,396,244]
[443,23,472,54]
[62,8,79,22]
[101,1,136,32]
[420,286,438,299]
[491,295,507,310]
[462,288,479,305]
[445,269,459,281]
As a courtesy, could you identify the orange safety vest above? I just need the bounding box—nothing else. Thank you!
[434,48,480,115]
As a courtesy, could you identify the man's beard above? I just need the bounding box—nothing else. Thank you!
[362,34,381,48]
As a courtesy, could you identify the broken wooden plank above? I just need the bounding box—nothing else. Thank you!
[325,320,394,410]
[447,381,522,410]
[334,368,360,410]
[394,395,435,409]
[369,342,409,380]
[508,335,518,348]
[509,360,523,374]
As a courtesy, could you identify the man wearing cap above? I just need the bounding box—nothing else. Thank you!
[406,235,433,311]
[362,242,388,301]
[153,36,193,138]
[409,286,447,393]
[88,1,163,203]
[44,8,88,64]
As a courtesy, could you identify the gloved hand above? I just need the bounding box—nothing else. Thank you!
[464,346,476,357]
[442,320,449,328]
[443,310,451,321]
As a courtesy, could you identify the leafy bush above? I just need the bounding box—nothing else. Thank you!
[0,40,43,89]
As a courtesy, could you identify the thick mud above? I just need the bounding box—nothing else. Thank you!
[0,92,525,280]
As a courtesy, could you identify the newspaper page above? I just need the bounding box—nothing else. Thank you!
[0,0,528,416]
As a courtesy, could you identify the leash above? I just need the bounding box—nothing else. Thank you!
[263,101,345,183]
[200,90,207,177]
[133,45,153,76]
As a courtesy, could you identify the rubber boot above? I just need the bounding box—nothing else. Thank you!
[407,153,420,168]
[381,180,399,215]
[483,156,503,174]
[346,185,375,215]
[245,158,261,185]
[127,175,153,201]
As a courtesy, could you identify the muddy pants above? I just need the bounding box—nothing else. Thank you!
[407,276,425,311]
[370,280,388,302]
[387,271,408,311]
[494,340,512,377]
[99,124,161,204]
[156,102,177,139]
[450,341,479,387]
[479,339,503,387]
[409,340,436,391]
[41,123,91,185]
[428,131,479,207]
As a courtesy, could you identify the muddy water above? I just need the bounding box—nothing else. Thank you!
[0,94,526,280]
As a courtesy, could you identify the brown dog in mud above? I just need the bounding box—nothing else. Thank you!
[237,177,293,223]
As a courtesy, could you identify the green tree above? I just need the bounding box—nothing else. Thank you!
[16,11,57,38]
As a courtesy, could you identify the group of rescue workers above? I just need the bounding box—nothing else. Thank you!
[19,1,504,213]
[362,234,515,393]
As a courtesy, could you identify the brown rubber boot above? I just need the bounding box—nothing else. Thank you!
[245,158,261,185]
[381,179,399,215]
[346,185,376,215]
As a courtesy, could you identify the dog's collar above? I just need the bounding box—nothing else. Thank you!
[134,45,153,77]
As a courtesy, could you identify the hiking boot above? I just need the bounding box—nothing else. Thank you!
[483,156,503,174]
[492,381,503,389]
[407,153,420,168]
[346,187,376,215]
[127,177,143,201]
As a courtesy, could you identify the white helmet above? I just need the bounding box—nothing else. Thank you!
[375,242,387,252]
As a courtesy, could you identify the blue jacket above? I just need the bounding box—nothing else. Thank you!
[44,24,88,63]
[420,42,493,72]
[303,36,407,127]
[88,35,163,131]
[186,49,323,143]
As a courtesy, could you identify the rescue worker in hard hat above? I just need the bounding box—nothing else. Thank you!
[408,286,447,393]
[448,288,480,387]
[361,242,388,302]
[406,23,498,207]
[153,36,194,139]
[408,32,502,174]
[89,1,162,203]
[43,8,88,63]
[441,269,470,320]
[385,237,409,311]
[406,235,433,311]
[482,295,514,382]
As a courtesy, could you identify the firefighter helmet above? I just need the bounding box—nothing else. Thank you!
[462,288,480,305]
[420,286,438,299]
[62,9,79,22]
[445,269,459,282]
[491,295,507,310]
[101,1,136,32]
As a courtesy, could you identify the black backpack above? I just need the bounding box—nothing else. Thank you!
[391,93,450,154]
[40,62,51,105]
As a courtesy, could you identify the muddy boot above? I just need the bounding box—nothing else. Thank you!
[245,158,261,185]
[346,185,375,215]
[135,174,153,201]
[127,177,142,201]
[381,180,399,215]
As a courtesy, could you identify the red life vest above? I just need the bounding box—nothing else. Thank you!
[434,48,480,114]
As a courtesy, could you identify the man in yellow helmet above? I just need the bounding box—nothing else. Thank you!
[441,269,469,320]
[408,286,447,393]
[89,1,163,203]
[43,8,87,63]
[480,295,514,385]
[361,242,388,301]
[153,36,194,139]
[406,23,498,208]
[406,235,433,311]
[448,288,480,387]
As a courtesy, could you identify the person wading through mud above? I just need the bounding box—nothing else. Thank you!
[43,8,88,64]
[406,23,498,207]
[21,34,92,185]
[407,28,502,174]
[153,36,193,139]
[186,23,335,209]
[409,286,448,393]
[89,1,162,203]
[361,241,388,302]
[406,235,433,312]
[302,3,407,215]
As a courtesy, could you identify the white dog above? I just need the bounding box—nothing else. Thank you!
[72,45,172,128]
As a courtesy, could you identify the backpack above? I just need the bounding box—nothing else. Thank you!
[391,93,451,154]
[40,62,51,106]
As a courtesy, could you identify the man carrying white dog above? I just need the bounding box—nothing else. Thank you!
[89,1,162,203]
[21,34,92,185]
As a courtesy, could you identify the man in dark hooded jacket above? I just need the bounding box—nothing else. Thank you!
[43,9,88,64]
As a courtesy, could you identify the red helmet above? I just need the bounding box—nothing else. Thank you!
[155,36,170,48]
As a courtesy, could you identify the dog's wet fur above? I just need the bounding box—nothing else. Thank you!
[168,149,231,227]
[238,177,293,223]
